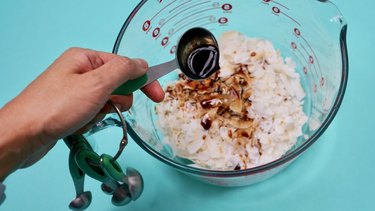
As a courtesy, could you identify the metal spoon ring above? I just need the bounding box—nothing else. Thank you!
[107,100,128,162]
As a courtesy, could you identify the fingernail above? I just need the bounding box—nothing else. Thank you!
[134,58,148,69]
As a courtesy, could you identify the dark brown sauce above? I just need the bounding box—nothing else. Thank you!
[234,164,241,171]
[200,99,219,109]
[200,117,212,130]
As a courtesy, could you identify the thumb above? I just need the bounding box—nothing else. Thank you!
[89,56,148,91]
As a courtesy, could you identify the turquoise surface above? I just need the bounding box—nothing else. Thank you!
[1,0,374,210]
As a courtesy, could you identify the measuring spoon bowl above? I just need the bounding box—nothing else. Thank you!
[111,185,132,206]
[69,191,92,211]
[124,167,144,201]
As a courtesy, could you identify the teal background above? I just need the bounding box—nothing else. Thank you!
[0,0,374,210]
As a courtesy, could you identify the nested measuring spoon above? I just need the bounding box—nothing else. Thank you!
[113,27,220,95]
[64,101,143,210]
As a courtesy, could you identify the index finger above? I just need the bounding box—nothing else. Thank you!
[141,80,165,103]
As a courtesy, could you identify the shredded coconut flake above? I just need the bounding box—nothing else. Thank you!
[155,31,307,171]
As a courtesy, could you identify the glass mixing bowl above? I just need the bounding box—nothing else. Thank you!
[93,0,348,186]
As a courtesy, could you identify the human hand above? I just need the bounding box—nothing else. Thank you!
[0,48,164,180]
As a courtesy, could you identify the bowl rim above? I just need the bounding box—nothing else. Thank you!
[112,0,349,177]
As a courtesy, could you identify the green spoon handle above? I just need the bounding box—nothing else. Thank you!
[112,59,178,95]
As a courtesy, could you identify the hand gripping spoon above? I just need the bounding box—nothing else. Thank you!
[112,27,220,95]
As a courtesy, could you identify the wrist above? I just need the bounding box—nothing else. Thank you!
[0,100,46,181]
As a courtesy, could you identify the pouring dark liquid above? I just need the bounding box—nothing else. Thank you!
[187,45,220,79]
